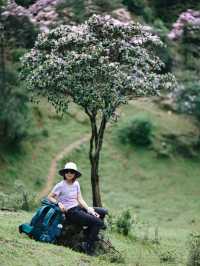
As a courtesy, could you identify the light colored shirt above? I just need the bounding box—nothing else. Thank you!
[51,180,81,211]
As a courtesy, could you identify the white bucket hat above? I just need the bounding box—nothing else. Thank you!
[58,162,82,178]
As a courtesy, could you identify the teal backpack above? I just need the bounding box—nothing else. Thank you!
[19,198,65,244]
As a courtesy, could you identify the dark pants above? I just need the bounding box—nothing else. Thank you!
[65,205,107,246]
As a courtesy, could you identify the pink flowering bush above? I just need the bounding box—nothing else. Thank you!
[2,0,62,32]
[168,9,200,40]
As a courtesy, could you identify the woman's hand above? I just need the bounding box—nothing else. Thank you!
[58,202,66,212]
[87,207,100,218]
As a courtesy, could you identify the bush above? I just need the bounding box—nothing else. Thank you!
[11,48,27,63]
[116,209,133,236]
[118,117,153,146]
[187,233,200,266]
[158,249,176,264]
[99,252,125,264]
[106,213,116,232]
[175,82,200,122]
[0,180,37,211]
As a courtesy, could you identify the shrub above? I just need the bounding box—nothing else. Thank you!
[158,249,176,264]
[116,209,133,236]
[187,233,200,266]
[99,252,125,264]
[175,82,200,122]
[106,213,116,232]
[11,48,27,63]
[0,181,37,211]
[118,117,153,146]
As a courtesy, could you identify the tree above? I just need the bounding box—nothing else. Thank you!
[21,14,176,206]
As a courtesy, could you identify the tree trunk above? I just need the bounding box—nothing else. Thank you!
[91,156,102,207]
[85,109,106,207]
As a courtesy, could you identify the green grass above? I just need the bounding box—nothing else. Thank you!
[59,99,200,264]
[0,210,188,266]
[0,100,90,194]
[0,98,200,265]
[0,211,117,266]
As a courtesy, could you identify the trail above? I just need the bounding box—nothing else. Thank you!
[37,108,122,200]
[38,133,90,200]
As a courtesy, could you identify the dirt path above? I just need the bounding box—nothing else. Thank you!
[38,133,90,200]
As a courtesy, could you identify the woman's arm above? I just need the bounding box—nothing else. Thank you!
[47,192,66,212]
[77,192,100,217]
[77,192,89,210]
[47,192,58,204]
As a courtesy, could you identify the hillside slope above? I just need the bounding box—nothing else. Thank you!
[1,99,199,265]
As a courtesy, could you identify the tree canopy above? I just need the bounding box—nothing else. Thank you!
[21,14,176,119]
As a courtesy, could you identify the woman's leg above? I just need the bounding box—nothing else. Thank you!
[84,207,108,237]
[66,206,104,250]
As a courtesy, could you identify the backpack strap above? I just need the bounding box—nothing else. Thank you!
[41,197,58,208]
[30,205,50,226]
[43,208,59,227]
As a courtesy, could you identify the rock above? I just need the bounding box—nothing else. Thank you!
[56,220,122,258]
[57,222,85,250]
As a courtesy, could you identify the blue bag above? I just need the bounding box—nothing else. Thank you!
[19,198,65,244]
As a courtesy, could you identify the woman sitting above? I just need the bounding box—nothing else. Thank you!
[48,161,108,255]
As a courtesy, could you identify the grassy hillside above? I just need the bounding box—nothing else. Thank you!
[0,100,90,194]
[0,99,200,265]
[0,211,115,266]
[0,210,182,266]
[63,99,200,224]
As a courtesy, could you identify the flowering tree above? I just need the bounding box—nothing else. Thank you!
[21,14,176,206]
[168,9,200,40]
[168,9,200,123]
